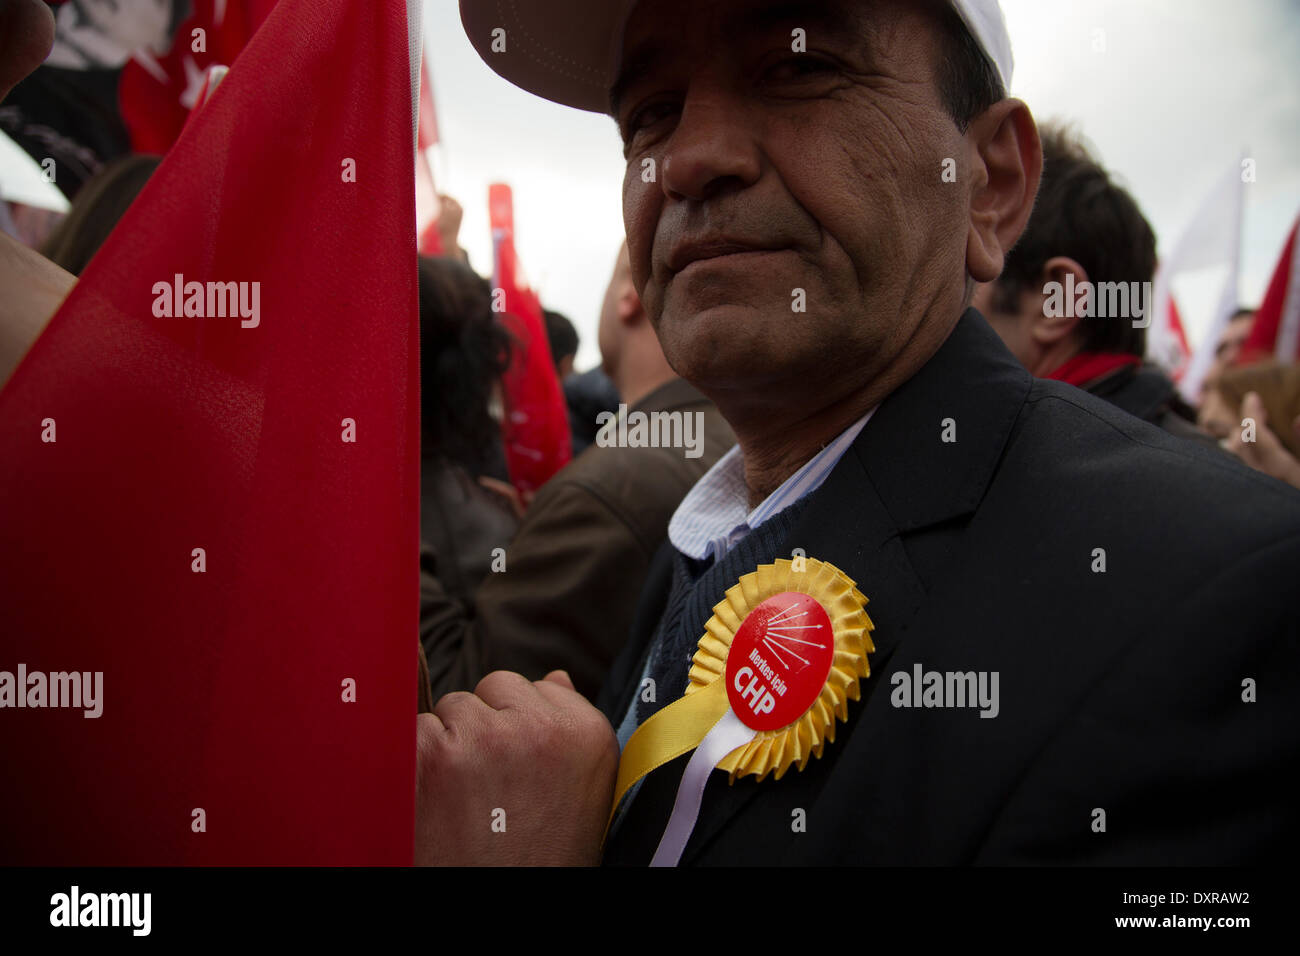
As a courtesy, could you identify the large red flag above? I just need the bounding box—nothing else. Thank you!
[1242,215,1300,365]
[0,0,420,864]
[489,183,571,494]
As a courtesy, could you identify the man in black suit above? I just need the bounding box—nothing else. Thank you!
[412,0,1300,865]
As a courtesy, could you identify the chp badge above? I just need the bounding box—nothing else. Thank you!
[607,558,875,865]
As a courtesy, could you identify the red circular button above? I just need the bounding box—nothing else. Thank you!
[725,591,833,731]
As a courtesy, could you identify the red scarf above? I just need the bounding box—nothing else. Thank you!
[1046,352,1142,387]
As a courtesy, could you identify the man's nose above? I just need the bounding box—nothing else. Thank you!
[660,88,761,203]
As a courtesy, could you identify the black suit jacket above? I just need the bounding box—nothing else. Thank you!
[599,309,1300,865]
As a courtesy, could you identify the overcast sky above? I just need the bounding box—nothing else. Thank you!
[424,0,1300,371]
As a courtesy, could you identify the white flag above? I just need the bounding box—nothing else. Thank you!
[1150,157,1245,401]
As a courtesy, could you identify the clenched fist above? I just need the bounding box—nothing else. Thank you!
[415,670,619,866]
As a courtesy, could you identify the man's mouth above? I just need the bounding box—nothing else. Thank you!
[667,238,785,275]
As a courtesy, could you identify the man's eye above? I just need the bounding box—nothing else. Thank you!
[625,101,677,137]
[763,55,837,83]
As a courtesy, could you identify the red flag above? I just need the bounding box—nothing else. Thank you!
[415,60,443,255]
[417,60,440,152]
[416,168,444,256]
[0,0,420,864]
[118,0,279,154]
[1166,295,1191,381]
[489,183,571,494]
[1242,215,1300,365]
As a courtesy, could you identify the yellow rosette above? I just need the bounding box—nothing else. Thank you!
[684,557,874,782]
[608,557,874,842]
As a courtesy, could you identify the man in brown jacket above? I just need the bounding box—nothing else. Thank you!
[419,243,734,703]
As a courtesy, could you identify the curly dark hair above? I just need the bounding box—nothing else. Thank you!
[991,123,1157,356]
[417,256,513,476]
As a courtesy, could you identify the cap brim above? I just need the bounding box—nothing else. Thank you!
[459,0,1011,114]
[459,0,632,114]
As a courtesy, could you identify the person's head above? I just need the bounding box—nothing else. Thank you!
[1198,361,1300,456]
[611,0,1039,427]
[1203,307,1256,388]
[597,241,637,379]
[0,0,55,102]
[597,239,676,405]
[417,255,513,475]
[972,123,1156,376]
[542,308,579,379]
[41,154,161,275]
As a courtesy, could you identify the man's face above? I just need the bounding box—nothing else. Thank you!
[1218,314,1253,364]
[1203,314,1254,400]
[614,0,974,403]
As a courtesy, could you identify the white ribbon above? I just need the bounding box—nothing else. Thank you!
[650,708,755,867]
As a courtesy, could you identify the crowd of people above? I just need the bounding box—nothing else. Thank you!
[2,0,1298,867]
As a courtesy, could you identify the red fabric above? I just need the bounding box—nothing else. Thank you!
[0,0,418,864]
[489,183,571,493]
[416,150,443,256]
[418,214,444,255]
[1167,295,1191,378]
[414,60,443,255]
[417,60,439,151]
[1242,216,1300,364]
[119,0,279,154]
[1046,352,1142,388]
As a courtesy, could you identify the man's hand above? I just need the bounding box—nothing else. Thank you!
[0,232,76,388]
[435,194,466,262]
[415,669,618,866]
[477,475,533,520]
[1223,392,1300,491]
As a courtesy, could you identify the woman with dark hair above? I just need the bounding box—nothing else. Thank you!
[417,255,512,481]
[415,255,519,711]
[40,152,159,274]
[415,256,519,709]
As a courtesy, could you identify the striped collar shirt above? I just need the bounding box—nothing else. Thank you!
[667,407,876,566]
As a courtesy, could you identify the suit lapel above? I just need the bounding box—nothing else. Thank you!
[680,310,1032,864]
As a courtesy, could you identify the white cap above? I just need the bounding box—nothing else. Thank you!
[951,0,1013,92]
[458,0,1013,114]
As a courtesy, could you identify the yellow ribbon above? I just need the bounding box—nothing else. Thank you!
[605,681,738,832]
[607,677,730,831]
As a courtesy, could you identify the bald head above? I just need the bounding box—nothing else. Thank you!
[598,241,676,407]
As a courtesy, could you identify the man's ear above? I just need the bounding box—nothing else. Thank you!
[965,99,1042,284]
[1031,256,1087,347]
[617,283,643,327]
